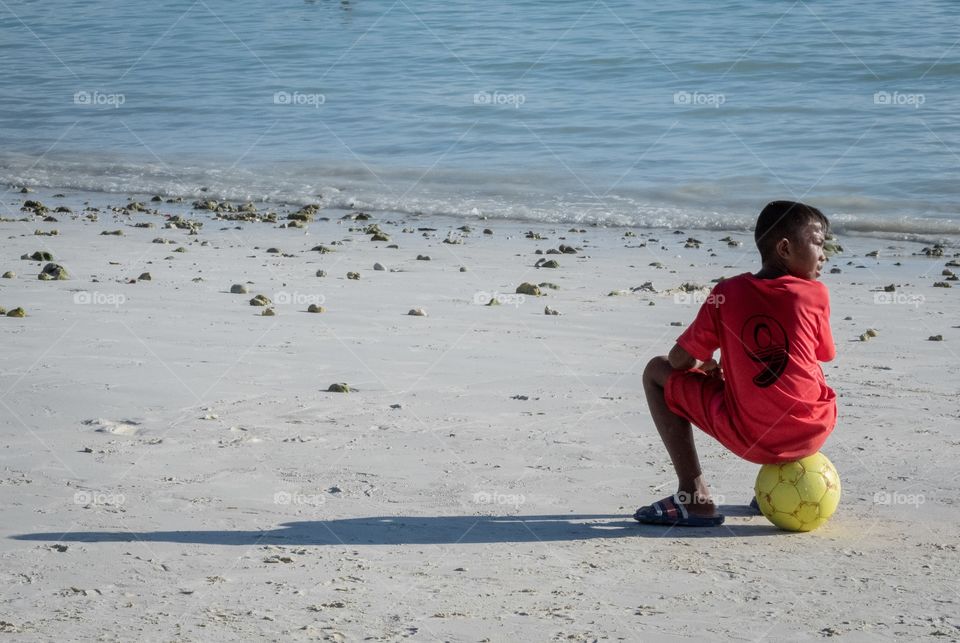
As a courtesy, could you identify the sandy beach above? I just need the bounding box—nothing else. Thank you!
[1,189,958,641]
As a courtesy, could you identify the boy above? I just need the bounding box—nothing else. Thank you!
[635,200,837,527]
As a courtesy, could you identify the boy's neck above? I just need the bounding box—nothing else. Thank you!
[754,265,789,280]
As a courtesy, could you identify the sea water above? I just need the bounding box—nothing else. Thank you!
[1,0,958,236]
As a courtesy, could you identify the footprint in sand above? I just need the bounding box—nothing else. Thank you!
[82,418,141,436]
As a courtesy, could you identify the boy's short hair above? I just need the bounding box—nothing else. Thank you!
[754,200,830,259]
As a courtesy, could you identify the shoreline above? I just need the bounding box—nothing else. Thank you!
[4,181,960,246]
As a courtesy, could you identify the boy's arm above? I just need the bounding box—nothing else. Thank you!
[815,289,836,362]
[668,343,697,370]
[673,283,723,370]
[669,343,719,374]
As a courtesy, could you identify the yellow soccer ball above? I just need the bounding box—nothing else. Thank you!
[754,452,841,532]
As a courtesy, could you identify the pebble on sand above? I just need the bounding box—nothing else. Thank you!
[307,304,325,313]
[6,307,26,318]
[2,271,14,279]
[373,262,385,271]
[138,272,151,281]
[316,270,326,277]
[928,335,944,341]
[544,306,560,316]
[250,294,271,306]
[38,263,68,280]
[416,255,431,261]
[26,251,54,262]
[516,282,541,296]
[261,308,276,316]
[328,383,350,393]
[230,284,248,294]
[347,272,360,280]
[408,307,427,316]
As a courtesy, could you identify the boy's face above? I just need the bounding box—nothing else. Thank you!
[784,220,827,280]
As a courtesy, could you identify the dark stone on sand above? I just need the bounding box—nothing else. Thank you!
[371,232,390,242]
[516,282,541,296]
[250,294,271,306]
[6,307,25,318]
[933,282,952,288]
[101,229,124,236]
[287,211,314,222]
[483,228,493,235]
[328,383,350,393]
[416,255,430,261]
[38,263,67,280]
[307,304,324,313]
[536,259,560,269]
[27,251,54,262]
[2,271,14,279]
[347,272,360,280]
[22,200,47,214]
[230,284,248,294]
[928,335,943,341]
[138,272,151,281]
[311,245,334,253]
[883,284,895,292]
[266,247,281,254]
[315,270,326,277]
[261,308,275,316]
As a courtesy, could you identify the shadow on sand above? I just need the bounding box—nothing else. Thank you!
[12,507,781,545]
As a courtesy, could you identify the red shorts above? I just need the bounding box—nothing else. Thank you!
[665,369,776,464]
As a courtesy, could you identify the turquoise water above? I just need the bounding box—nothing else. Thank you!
[1,0,959,234]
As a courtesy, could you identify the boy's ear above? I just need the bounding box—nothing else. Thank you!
[775,237,791,258]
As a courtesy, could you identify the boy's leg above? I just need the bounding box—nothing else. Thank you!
[642,356,717,517]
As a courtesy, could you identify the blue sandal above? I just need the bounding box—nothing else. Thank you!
[633,493,725,527]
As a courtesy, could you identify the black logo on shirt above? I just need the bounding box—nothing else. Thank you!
[740,315,789,387]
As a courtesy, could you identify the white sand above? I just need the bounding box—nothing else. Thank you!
[1,189,958,640]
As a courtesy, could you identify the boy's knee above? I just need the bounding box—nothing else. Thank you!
[644,355,671,386]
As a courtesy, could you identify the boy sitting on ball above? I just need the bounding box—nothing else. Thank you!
[635,200,837,527]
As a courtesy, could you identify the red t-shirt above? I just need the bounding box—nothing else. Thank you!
[676,273,837,460]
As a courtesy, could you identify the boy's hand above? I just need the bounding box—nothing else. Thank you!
[701,358,723,379]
